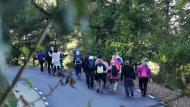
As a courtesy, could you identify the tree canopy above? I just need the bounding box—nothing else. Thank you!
[1,0,190,96]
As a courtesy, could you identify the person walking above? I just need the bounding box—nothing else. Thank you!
[59,50,66,70]
[74,56,82,79]
[86,56,95,89]
[95,59,106,93]
[102,59,109,89]
[108,61,120,92]
[137,63,152,97]
[121,60,136,97]
[37,50,45,72]
[52,48,61,75]
[46,47,54,74]
[82,56,89,83]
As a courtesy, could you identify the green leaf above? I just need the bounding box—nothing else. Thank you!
[20,46,30,55]
[25,80,33,88]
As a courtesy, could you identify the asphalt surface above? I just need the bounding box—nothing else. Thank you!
[6,67,165,107]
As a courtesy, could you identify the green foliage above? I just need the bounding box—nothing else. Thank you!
[4,100,17,107]
[20,46,30,56]
[25,80,33,88]
[85,0,190,92]
[2,0,190,94]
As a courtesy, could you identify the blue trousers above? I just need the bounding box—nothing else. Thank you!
[124,78,134,96]
[75,64,82,76]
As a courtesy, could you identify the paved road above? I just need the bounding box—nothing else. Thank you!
[6,67,164,107]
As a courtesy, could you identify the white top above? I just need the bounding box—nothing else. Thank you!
[52,52,60,66]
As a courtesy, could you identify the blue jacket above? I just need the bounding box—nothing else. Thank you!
[38,52,45,61]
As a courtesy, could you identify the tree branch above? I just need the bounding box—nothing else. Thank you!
[31,0,51,17]
[0,21,52,107]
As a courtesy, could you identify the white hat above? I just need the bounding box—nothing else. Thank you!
[51,47,54,50]
[89,56,94,60]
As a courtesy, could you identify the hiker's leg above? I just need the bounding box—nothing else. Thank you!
[100,79,104,92]
[90,72,94,88]
[40,61,43,72]
[143,78,149,96]
[124,79,129,97]
[130,80,135,96]
[96,79,100,92]
[60,60,63,69]
[53,66,56,74]
[110,80,114,91]
[48,61,51,74]
[78,65,82,76]
[113,81,118,91]
[57,66,60,72]
[86,72,90,87]
[139,78,144,94]
[130,86,134,96]
[75,65,79,77]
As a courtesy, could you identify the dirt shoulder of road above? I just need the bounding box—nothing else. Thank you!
[134,80,190,107]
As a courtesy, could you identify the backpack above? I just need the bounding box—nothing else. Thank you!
[117,57,123,63]
[112,65,118,76]
[88,60,94,69]
[140,68,148,78]
[75,57,81,63]
[114,60,121,71]
[97,65,104,74]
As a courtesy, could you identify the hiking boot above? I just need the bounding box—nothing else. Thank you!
[126,94,129,98]
[91,86,94,89]
[77,76,81,80]
[48,71,51,75]
[142,93,146,97]
[131,93,134,97]
[96,89,100,93]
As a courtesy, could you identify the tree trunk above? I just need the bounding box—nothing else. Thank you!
[179,65,188,92]
[0,11,17,107]
[0,10,7,99]
[165,0,171,30]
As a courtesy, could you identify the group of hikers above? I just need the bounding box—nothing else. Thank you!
[36,47,152,97]
[74,52,152,97]
[36,47,66,75]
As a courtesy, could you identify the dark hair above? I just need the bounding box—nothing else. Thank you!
[54,47,58,52]
[99,56,103,59]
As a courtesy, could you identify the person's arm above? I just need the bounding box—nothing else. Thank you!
[51,53,54,63]
[42,53,46,61]
[95,65,97,74]
[79,59,82,64]
[148,68,152,78]
[121,68,124,81]
[137,66,141,78]
[131,67,136,80]
[48,52,52,57]
[103,64,106,71]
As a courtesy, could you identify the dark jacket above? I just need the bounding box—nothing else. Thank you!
[87,59,95,70]
[82,57,89,70]
[37,52,45,62]
[46,50,53,62]
[121,64,136,81]
[95,63,106,74]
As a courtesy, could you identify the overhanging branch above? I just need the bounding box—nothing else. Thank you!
[31,0,51,17]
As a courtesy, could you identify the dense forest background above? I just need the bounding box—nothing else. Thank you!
[0,0,190,106]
